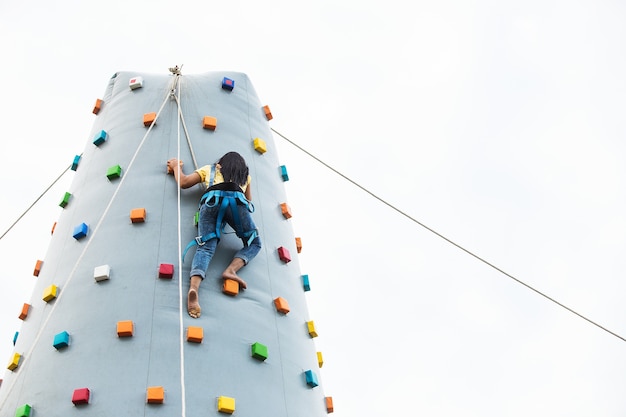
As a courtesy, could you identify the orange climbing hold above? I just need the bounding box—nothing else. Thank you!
[116,320,134,337]
[143,112,157,127]
[280,203,292,219]
[325,396,334,413]
[202,116,217,130]
[222,279,239,296]
[187,326,204,343]
[18,303,30,320]
[295,237,302,253]
[33,260,43,277]
[263,105,273,121]
[92,98,103,114]
[274,297,290,314]
[130,208,147,223]
[146,386,164,404]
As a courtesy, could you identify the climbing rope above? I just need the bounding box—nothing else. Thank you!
[173,72,188,417]
[172,88,199,172]
[271,127,626,344]
[0,162,73,242]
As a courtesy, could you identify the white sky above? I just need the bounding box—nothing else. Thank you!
[2,0,626,415]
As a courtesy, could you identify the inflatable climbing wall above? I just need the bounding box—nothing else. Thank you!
[0,70,332,416]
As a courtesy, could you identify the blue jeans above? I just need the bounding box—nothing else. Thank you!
[190,197,261,280]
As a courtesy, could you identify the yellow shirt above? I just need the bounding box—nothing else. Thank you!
[195,165,251,192]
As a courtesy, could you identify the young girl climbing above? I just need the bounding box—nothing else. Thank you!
[167,151,262,318]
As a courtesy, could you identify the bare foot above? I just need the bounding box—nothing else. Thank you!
[187,289,201,318]
[222,270,247,290]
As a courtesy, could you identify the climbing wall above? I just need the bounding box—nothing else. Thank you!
[0,71,333,416]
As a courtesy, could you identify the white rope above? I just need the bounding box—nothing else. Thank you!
[0,78,174,410]
[172,92,199,171]
[174,74,188,417]
[0,162,73,242]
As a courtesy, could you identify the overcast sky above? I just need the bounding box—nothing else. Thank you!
[2,0,626,415]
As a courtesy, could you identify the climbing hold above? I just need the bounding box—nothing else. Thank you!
[166,159,183,174]
[72,223,89,240]
[251,342,268,361]
[143,112,157,127]
[93,130,107,146]
[222,279,239,296]
[15,404,31,417]
[92,98,103,115]
[146,386,164,404]
[295,237,302,253]
[59,192,72,208]
[253,137,267,154]
[317,351,324,368]
[116,320,134,337]
[51,222,57,234]
[71,155,81,171]
[325,396,334,413]
[158,263,174,279]
[280,165,289,181]
[221,77,235,91]
[304,370,318,388]
[306,320,318,338]
[18,303,30,320]
[129,76,143,90]
[53,331,70,350]
[202,116,217,130]
[42,284,58,302]
[186,326,203,343]
[94,264,111,282]
[33,260,43,277]
[130,208,147,223]
[72,387,90,405]
[217,396,236,413]
[280,203,292,219]
[302,274,311,291]
[7,353,21,371]
[274,297,290,314]
[13,332,18,346]
[263,105,273,120]
[106,164,122,180]
[277,246,291,263]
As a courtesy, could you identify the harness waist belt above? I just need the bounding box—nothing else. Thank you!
[182,189,256,262]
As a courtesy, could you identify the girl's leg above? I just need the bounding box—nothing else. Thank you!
[222,206,262,289]
[188,203,219,318]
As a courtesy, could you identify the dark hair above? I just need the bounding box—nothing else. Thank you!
[217,152,249,186]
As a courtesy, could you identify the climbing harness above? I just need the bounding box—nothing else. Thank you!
[182,165,258,262]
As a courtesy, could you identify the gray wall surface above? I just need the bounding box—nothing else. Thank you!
[0,71,329,416]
